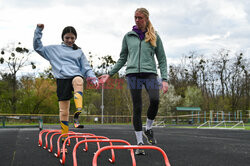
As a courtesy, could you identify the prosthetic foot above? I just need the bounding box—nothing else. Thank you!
[73,111,84,128]
[72,77,84,128]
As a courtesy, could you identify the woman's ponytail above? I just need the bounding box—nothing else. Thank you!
[145,20,157,47]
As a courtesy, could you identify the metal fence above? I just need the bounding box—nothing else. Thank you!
[1,112,249,126]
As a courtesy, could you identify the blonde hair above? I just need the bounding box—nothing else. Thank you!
[136,8,157,47]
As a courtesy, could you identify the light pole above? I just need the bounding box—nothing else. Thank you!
[101,83,104,124]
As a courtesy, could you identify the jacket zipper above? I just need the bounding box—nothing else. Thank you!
[138,40,141,73]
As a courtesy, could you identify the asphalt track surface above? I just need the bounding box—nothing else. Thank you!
[0,125,250,166]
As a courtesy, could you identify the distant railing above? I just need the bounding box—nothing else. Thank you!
[0,113,249,126]
[0,115,43,130]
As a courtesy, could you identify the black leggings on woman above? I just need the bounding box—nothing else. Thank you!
[126,73,160,131]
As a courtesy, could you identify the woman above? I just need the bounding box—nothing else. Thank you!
[99,8,168,155]
[33,24,98,142]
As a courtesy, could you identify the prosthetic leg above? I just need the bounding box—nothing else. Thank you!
[72,76,84,128]
[59,100,70,142]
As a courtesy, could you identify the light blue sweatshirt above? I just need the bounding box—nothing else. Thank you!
[33,27,97,81]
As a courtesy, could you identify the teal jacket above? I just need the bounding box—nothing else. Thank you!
[109,31,168,81]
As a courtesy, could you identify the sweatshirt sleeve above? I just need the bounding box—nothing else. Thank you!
[33,27,50,61]
[155,34,168,81]
[108,35,128,76]
[80,51,98,82]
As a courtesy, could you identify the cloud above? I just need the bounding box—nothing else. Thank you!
[0,0,249,77]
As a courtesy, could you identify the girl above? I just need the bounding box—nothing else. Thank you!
[33,24,98,142]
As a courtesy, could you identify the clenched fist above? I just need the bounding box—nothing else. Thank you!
[37,24,44,30]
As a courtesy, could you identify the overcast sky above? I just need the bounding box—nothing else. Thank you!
[0,0,250,76]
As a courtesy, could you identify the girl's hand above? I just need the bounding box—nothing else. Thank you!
[86,77,99,89]
[93,80,99,89]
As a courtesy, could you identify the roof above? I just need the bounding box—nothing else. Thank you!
[176,107,201,111]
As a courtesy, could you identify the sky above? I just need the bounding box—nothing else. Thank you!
[0,0,250,76]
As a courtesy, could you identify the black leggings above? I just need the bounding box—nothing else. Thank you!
[126,74,160,131]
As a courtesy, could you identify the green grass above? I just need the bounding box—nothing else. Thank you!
[244,126,250,130]
[0,122,131,126]
[1,122,250,130]
[1,122,40,126]
[166,124,250,130]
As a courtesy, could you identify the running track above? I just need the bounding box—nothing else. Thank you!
[0,125,249,166]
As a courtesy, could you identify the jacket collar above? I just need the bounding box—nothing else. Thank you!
[127,31,138,36]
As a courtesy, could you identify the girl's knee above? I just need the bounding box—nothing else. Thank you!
[72,76,84,91]
[73,76,84,86]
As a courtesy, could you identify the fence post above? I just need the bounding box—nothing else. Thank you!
[204,111,206,123]
[198,112,200,123]
[216,112,219,122]
[3,116,6,127]
[39,117,43,130]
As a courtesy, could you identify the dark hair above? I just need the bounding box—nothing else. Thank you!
[61,26,80,50]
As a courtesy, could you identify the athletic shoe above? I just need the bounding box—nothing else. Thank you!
[143,129,156,145]
[73,118,84,128]
[135,143,145,155]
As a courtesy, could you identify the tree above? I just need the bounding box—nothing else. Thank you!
[212,49,230,99]
[183,86,203,107]
[82,87,101,115]
[242,58,250,110]
[18,76,57,114]
[0,42,36,113]
[158,84,182,116]
[228,53,249,111]
[0,79,11,113]
[168,49,250,115]
[96,55,116,75]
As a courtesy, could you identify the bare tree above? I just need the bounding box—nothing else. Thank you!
[212,49,230,99]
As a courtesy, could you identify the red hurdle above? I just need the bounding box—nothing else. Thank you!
[47,131,81,153]
[43,130,75,150]
[38,129,171,166]
[73,139,136,166]
[92,145,171,166]
[61,136,116,165]
[54,133,100,158]
[38,129,57,147]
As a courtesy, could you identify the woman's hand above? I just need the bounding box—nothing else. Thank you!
[37,24,44,30]
[95,75,110,89]
[98,74,110,84]
[162,81,168,94]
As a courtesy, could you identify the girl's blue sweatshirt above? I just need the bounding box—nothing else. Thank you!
[33,27,97,81]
